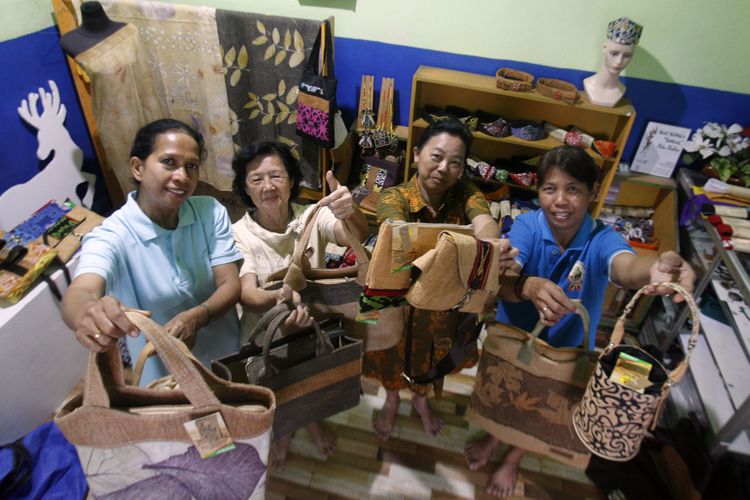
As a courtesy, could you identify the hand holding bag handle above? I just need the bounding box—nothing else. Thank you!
[280,202,371,290]
[244,301,334,380]
[517,300,590,358]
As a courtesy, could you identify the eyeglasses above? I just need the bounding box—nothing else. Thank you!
[246,173,289,188]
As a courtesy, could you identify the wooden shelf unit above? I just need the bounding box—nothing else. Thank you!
[405,66,636,217]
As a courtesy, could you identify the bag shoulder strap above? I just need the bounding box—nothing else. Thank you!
[304,20,334,78]
[403,310,482,385]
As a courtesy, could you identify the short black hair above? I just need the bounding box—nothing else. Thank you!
[231,141,301,207]
[537,145,599,191]
[416,118,473,156]
[129,118,205,161]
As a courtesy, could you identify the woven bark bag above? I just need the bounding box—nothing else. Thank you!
[366,220,474,291]
[265,203,403,351]
[212,303,362,437]
[465,301,596,469]
[572,282,700,462]
[405,230,504,314]
[55,311,275,499]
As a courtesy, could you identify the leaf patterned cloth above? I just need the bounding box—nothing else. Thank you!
[216,10,323,189]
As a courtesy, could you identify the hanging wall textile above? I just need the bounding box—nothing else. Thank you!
[73,23,165,197]
[215,10,323,189]
[86,0,235,191]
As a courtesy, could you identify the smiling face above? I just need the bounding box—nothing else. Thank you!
[131,131,200,227]
[602,40,635,75]
[538,167,598,247]
[414,132,467,199]
[244,153,293,217]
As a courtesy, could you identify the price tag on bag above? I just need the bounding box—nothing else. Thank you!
[183,412,236,459]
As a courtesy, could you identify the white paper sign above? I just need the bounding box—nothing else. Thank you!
[631,122,691,178]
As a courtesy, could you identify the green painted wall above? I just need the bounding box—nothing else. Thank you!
[3,0,749,94]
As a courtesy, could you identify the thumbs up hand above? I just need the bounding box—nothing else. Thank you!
[320,170,355,220]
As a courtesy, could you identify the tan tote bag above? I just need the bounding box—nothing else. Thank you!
[466,301,596,469]
[55,311,275,499]
[406,230,504,314]
[365,220,474,291]
[572,282,700,462]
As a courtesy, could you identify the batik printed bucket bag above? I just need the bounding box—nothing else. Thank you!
[465,301,597,469]
[55,311,275,499]
[295,20,337,148]
[572,282,700,462]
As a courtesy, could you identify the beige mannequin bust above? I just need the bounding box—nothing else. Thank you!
[584,17,643,108]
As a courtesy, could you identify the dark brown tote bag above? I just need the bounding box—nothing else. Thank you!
[572,282,700,462]
[466,301,596,469]
[212,302,362,437]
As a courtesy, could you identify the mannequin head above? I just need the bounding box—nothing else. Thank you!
[601,16,643,75]
[601,40,635,76]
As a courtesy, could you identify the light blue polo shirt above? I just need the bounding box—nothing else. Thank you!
[496,210,634,349]
[76,193,242,384]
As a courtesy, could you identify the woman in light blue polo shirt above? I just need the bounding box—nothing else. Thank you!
[465,145,696,497]
[62,119,242,385]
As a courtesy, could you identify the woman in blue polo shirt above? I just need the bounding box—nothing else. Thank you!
[62,119,242,385]
[465,145,695,497]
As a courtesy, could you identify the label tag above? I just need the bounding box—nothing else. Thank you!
[183,412,236,459]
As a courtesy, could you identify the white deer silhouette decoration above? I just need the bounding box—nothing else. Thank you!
[0,80,96,230]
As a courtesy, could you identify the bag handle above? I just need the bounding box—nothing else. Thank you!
[304,20,334,78]
[283,202,371,290]
[246,302,333,380]
[516,300,590,363]
[84,311,222,410]
[608,282,700,384]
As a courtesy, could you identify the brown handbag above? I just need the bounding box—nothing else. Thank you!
[212,302,362,438]
[366,220,474,291]
[572,282,700,462]
[465,301,596,469]
[405,230,504,314]
[265,203,403,351]
[55,311,275,499]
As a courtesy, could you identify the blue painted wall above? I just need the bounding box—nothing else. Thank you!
[2,29,749,211]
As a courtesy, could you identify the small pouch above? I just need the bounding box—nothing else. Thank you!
[42,206,105,263]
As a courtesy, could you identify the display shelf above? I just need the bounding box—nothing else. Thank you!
[679,330,750,458]
[405,66,635,217]
[666,166,750,460]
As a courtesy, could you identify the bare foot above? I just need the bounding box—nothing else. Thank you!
[464,434,501,471]
[372,389,400,441]
[306,422,336,458]
[412,394,443,437]
[270,433,293,470]
[486,446,524,498]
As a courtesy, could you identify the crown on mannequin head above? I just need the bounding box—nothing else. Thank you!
[606,17,643,46]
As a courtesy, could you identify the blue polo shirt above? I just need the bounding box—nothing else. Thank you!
[496,210,634,349]
[76,193,242,384]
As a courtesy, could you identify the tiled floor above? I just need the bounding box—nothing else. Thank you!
[266,366,601,499]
